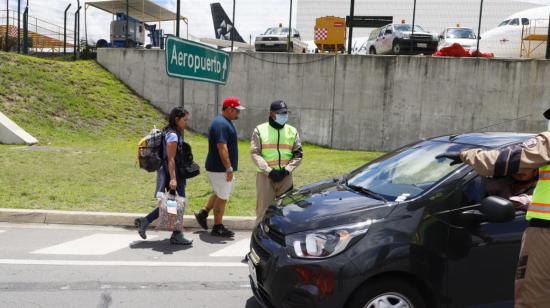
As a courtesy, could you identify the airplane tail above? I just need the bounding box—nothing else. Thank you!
[210,2,245,43]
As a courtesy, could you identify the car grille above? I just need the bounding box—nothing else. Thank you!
[262,37,279,41]
[411,34,433,41]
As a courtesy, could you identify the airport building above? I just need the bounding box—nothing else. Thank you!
[296,0,540,40]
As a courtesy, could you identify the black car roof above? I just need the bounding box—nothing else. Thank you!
[431,132,536,148]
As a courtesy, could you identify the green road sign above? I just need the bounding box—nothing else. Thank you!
[165,35,230,85]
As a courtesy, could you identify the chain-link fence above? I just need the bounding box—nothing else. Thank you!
[296,0,550,58]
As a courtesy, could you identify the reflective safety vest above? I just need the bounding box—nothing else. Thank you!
[256,122,297,172]
[527,164,550,221]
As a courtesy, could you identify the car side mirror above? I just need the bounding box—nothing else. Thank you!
[438,35,444,39]
[385,30,392,35]
[479,196,515,223]
[293,33,300,38]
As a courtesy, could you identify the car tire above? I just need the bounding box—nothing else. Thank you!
[369,47,377,55]
[346,279,426,308]
[392,42,401,55]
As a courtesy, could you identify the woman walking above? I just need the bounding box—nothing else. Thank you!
[135,107,193,245]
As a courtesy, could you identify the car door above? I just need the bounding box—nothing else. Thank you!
[443,173,527,307]
[374,26,387,53]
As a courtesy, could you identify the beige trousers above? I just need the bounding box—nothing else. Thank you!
[515,227,550,308]
[255,172,293,225]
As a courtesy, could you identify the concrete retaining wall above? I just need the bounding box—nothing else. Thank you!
[97,48,550,151]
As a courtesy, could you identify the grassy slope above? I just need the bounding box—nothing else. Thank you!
[0,52,383,215]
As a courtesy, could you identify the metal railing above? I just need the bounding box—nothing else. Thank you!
[0,10,75,52]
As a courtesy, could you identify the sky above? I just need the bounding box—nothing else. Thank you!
[4,0,297,44]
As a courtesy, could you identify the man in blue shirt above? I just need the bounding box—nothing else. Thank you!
[194,97,244,237]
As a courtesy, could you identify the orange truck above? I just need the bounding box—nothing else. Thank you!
[314,16,346,53]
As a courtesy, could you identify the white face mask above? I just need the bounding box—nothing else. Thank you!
[275,114,289,125]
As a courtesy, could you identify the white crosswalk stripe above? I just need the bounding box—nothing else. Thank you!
[30,233,157,256]
[209,239,250,257]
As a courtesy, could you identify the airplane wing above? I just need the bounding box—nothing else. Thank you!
[512,0,550,5]
[199,37,254,50]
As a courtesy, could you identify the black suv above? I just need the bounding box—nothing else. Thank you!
[248,133,533,308]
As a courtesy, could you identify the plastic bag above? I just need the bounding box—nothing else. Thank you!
[155,193,186,232]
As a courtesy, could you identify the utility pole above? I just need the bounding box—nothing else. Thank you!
[287,0,292,52]
[476,0,484,56]
[64,3,71,57]
[347,0,355,54]
[231,0,235,52]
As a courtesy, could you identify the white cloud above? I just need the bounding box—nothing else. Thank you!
[4,0,297,44]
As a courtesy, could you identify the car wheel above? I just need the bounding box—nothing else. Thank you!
[369,47,377,55]
[392,42,401,55]
[347,279,426,308]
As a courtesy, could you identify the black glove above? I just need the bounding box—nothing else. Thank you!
[268,169,289,183]
[435,152,463,166]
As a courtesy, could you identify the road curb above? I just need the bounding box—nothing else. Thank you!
[0,208,256,230]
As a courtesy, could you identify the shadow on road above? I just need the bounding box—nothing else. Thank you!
[245,296,261,308]
[195,230,236,245]
[129,239,193,254]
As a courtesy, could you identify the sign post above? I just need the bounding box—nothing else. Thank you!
[165,35,231,85]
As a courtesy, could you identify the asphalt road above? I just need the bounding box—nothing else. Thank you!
[0,222,260,308]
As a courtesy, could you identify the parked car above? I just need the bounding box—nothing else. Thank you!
[255,25,308,53]
[368,23,438,55]
[438,27,478,51]
[248,132,532,308]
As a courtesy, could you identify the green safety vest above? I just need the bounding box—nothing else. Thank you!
[527,164,550,221]
[256,122,297,172]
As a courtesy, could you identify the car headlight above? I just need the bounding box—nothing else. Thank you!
[403,33,410,39]
[285,220,373,259]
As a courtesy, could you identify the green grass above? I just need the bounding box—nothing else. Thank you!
[0,51,383,215]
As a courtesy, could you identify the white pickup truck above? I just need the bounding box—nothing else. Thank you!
[254,25,308,53]
[367,23,439,55]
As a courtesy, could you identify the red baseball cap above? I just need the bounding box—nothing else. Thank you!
[223,97,245,110]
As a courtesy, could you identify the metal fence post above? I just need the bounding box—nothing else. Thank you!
[22,4,27,54]
[17,0,20,52]
[546,12,550,59]
[5,0,9,52]
[231,0,235,52]
[476,0,484,56]
[64,3,71,57]
[287,0,292,52]
[74,4,81,60]
[411,0,417,53]
[347,0,355,54]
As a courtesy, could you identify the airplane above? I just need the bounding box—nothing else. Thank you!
[198,3,254,50]
[479,5,550,58]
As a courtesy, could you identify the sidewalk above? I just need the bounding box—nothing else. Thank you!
[0,208,256,230]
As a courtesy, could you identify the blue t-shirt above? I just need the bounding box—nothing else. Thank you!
[205,115,238,172]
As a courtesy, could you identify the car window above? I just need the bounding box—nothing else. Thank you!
[462,176,485,206]
[522,18,530,25]
[447,28,476,39]
[509,18,520,26]
[346,140,471,201]
[394,24,425,32]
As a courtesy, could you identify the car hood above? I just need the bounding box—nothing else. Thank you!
[443,38,477,46]
[263,179,395,235]
[257,34,287,39]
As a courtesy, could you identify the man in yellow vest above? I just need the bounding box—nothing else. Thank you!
[437,108,550,307]
[251,100,303,225]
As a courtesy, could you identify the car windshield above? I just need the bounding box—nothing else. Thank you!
[346,140,471,202]
[498,19,511,27]
[264,27,296,35]
[447,28,476,39]
[394,24,425,32]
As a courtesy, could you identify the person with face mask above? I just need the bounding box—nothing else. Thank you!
[250,100,303,225]
[437,108,550,308]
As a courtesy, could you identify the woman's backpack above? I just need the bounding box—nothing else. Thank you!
[177,141,200,179]
[137,127,164,172]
